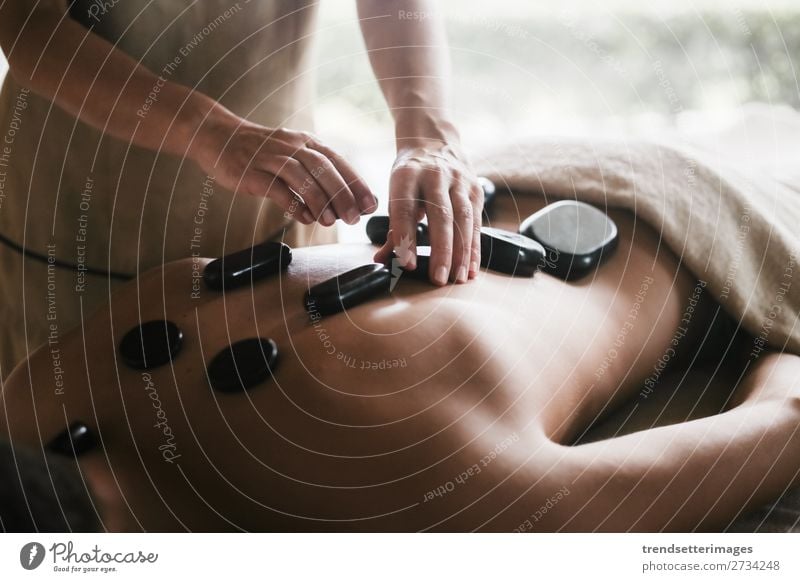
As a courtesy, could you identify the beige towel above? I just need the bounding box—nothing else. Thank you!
[478,138,800,354]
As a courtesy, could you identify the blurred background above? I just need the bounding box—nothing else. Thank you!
[311,0,800,239]
[2,0,798,240]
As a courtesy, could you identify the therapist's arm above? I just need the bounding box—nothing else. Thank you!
[358,0,482,285]
[0,1,375,225]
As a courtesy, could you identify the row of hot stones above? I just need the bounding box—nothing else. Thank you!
[46,187,618,457]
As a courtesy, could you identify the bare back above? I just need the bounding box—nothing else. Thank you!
[1,198,710,531]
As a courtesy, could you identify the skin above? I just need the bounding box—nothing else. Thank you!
[2,194,799,532]
[0,0,477,281]
[358,1,484,284]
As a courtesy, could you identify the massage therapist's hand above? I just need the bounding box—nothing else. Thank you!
[190,107,378,226]
[374,138,483,285]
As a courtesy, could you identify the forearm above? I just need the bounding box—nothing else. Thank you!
[357,0,458,146]
[361,1,483,284]
[546,354,800,531]
[0,4,227,158]
[560,398,800,531]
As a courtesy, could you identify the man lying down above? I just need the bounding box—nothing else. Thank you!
[1,186,800,533]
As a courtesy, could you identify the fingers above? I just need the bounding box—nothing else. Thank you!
[388,165,420,271]
[306,138,378,215]
[387,154,480,286]
[240,171,314,224]
[294,147,360,225]
[251,130,373,226]
[257,155,337,226]
[467,180,484,279]
[421,169,454,286]
[270,131,374,224]
[449,176,474,284]
[194,122,374,227]
[373,229,395,265]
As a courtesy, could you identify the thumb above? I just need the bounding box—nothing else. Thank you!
[373,228,417,270]
[373,229,396,265]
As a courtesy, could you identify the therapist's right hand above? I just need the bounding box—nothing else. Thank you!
[189,108,377,226]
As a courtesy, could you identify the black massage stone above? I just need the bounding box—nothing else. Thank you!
[365,215,389,245]
[305,263,392,317]
[119,320,183,369]
[480,227,545,277]
[366,216,429,246]
[48,422,97,457]
[207,337,278,393]
[519,201,618,281]
[203,241,291,291]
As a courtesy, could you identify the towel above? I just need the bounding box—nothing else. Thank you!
[476,115,800,531]
[477,135,800,354]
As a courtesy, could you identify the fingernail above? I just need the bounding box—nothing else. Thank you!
[435,266,448,286]
[456,266,468,283]
[322,209,336,225]
[470,260,479,275]
[301,209,314,223]
[347,209,360,224]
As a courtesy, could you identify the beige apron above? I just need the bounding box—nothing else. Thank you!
[0,0,335,375]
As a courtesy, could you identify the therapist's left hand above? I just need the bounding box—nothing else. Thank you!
[374,139,483,286]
